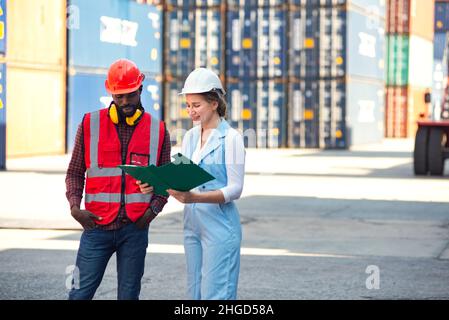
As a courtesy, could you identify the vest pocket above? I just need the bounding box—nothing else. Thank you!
[85,176,112,195]
[85,177,113,211]
[86,201,111,217]
[99,143,121,167]
[85,177,112,215]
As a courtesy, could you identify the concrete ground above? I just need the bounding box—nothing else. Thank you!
[1,138,449,300]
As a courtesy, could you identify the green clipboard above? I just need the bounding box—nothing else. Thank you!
[118,153,215,197]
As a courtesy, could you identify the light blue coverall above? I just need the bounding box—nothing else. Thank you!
[181,119,243,300]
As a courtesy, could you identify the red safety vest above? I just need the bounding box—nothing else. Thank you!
[83,109,165,225]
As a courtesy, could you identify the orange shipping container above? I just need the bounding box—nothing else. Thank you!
[6,66,66,157]
[385,86,408,138]
[387,0,434,41]
[409,0,434,41]
[407,86,431,135]
[385,85,430,138]
[6,0,66,66]
[387,0,411,34]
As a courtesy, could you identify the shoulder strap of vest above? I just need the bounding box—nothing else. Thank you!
[83,109,106,168]
[142,112,165,166]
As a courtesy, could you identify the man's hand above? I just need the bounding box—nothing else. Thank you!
[136,180,154,194]
[71,205,102,230]
[135,207,157,230]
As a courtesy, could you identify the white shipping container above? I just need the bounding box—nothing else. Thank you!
[408,35,434,88]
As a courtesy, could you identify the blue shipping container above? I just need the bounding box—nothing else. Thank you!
[257,7,287,78]
[227,6,287,79]
[289,0,383,12]
[349,0,386,18]
[288,7,320,78]
[346,78,384,145]
[0,0,6,54]
[228,0,286,7]
[288,77,381,148]
[196,0,221,6]
[0,63,5,169]
[166,8,196,78]
[288,80,320,148]
[167,6,224,78]
[67,71,162,152]
[434,32,449,61]
[288,81,302,147]
[226,7,258,78]
[166,0,221,7]
[319,6,346,78]
[289,6,384,80]
[194,8,224,75]
[289,0,344,7]
[69,0,162,73]
[346,9,385,81]
[301,6,320,78]
[320,79,346,148]
[435,1,449,32]
[227,80,257,147]
[165,78,193,145]
[256,80,286,148]
[289,80,345,148]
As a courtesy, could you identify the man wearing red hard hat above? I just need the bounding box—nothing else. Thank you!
[65,59,171,300]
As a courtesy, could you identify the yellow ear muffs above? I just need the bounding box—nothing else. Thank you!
[109,103,143,126]
[126,108,143,126]
[109,104,120,124]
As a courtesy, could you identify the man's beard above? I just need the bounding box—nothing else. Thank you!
[117,102,140,118]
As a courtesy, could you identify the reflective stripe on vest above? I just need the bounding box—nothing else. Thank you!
[85,110,161,205]
[90,111,100,167]
[85,193,152,204]
[149,113,160,166]
[87,167,122,177]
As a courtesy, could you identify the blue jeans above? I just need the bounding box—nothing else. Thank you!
[68,223,149,300]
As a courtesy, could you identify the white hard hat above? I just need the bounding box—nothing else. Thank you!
[179,67,226,96]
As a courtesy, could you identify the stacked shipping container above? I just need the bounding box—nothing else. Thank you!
[227,1,287,148]
[434,0,449,120]
[67,0,163,152]
[385,0,434,138]
[6,0,67,157]
[288,1,385,148]
[0,0,5,169]
[164,1,226,146]
[165,0,386,149]
[5,0,441,158]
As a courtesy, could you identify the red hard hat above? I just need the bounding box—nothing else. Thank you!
[105,59,145,94]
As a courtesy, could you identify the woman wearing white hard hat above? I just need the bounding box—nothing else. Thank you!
[139,67,245,299]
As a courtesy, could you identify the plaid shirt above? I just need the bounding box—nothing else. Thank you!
[65,112,171,230]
